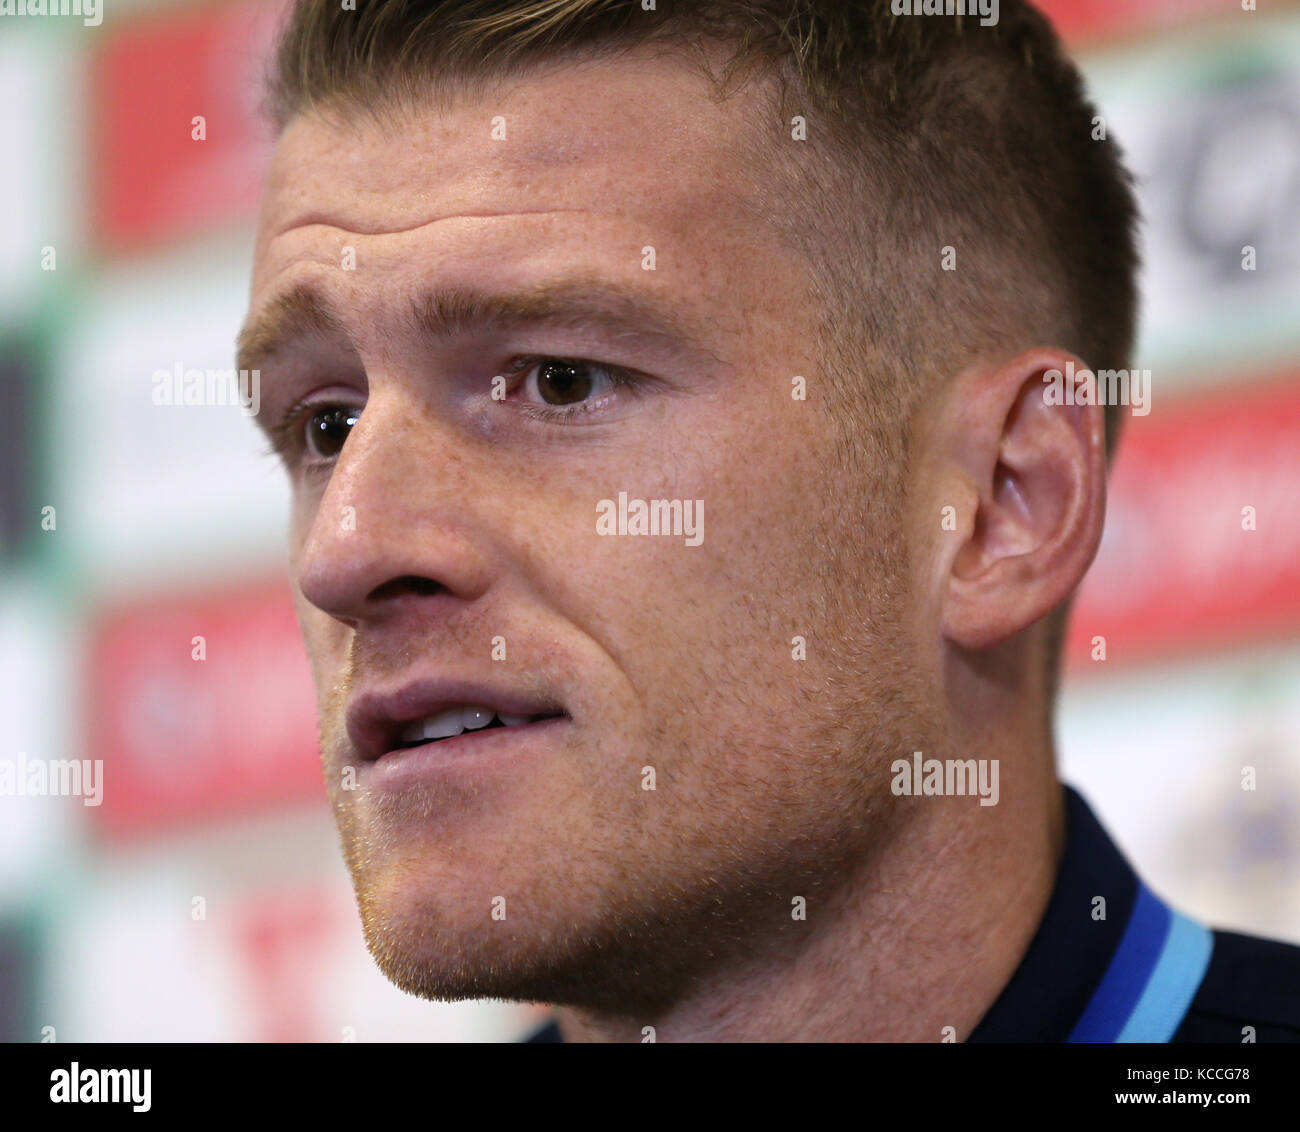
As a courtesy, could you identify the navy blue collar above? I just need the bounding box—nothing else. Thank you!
[971,785,1212,1042]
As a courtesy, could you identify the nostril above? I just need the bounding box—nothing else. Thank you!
[367,575,444,601]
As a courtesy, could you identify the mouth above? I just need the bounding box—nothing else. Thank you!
[347,681,569,764]
[389,705,562,752]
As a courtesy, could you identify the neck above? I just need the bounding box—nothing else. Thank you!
[553,747,1066,1043]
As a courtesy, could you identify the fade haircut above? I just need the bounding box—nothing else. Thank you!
[265,0,1140,699]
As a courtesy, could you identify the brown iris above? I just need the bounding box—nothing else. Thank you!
[537,360,594,405]
[307,406,359,458]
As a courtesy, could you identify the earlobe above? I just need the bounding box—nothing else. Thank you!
[940,349,1107,652]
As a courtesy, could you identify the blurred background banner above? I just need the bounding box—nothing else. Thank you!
[89,0,280,255]
[2,0,1299,1041]
[1068,375,1300,666]
[85,579,320,839]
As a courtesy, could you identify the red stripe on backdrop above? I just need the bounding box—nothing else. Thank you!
[89,0,285,255]
[1034,0,1245,47]
[1067,375,1300,670]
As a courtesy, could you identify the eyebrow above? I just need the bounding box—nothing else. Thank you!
[236,283,349,377]
[235,273,719,378]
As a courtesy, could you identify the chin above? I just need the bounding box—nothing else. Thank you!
[358,908,607,1008]
[348,864,570,1003]
[351,865,702,1013]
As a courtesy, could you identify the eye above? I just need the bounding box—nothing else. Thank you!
[304,404,360,460]
[531,359,600,405]
[511,357,636,421]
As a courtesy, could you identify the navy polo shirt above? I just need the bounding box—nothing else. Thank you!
[523,785,1300,1042]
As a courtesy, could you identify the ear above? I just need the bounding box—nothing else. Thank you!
[936,348,1107,651]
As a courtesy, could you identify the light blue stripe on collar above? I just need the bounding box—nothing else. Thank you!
[1115,908,1214,1043]
[1068,881,1213,1043]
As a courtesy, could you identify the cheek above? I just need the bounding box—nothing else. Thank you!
[567,419,838,716]
[288,488,321,554]
[292,594,346,691]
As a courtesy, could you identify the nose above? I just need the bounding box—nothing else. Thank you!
[293,393,494,627]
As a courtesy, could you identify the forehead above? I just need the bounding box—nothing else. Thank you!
[250,46,787,304]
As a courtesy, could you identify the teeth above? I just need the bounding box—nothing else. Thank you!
[423,707,466,740]
[398,707,463,744]
[398,719,427,744]
[461,706,495,731]
[397,706,537,744]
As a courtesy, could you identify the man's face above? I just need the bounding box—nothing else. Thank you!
[246,47,921,1010]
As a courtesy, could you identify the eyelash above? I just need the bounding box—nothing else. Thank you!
[264,399,338,465]
[501,355,639,424]
[264,356,640,465]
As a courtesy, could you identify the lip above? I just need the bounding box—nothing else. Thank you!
[362,714,570,788]
[346,677,567,763]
